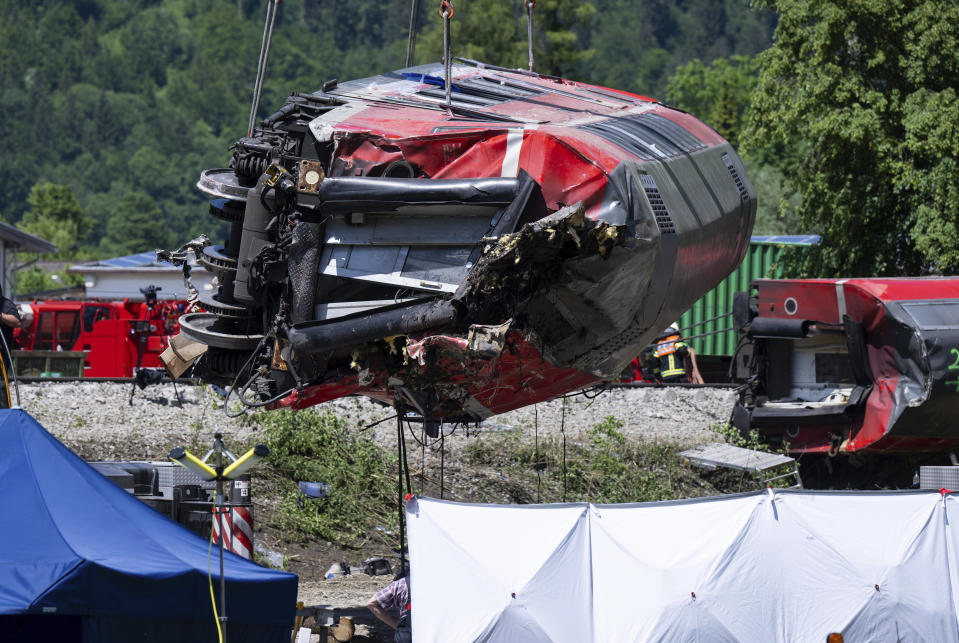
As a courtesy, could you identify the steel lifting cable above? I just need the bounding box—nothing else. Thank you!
[679,325,735,343]
[248,0,281,137]
[439,0,454,110]
[406,0,421,67]
[678,311,733,334]
[526,0,536,72]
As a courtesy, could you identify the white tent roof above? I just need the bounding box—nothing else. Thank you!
[406,490,959,642]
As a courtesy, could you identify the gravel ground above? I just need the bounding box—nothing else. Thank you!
[18,380,737,615]
[18,381,258,460]
[20,381,735,459]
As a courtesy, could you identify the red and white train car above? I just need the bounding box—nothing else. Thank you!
[169,60,756,421]
[732,278,959,454]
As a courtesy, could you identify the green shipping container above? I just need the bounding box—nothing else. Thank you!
[676,235,819,357]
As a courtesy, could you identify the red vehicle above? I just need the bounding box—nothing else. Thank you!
[166,60,756,421]
[731,278,959,454]
[15,295,186,378]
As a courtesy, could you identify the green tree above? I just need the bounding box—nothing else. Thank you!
[16,266,83,297]
[415,0,594,77]
[585,0,775,97]
[18,183,92,258]
[743,0,959,276]
[665,55,801,235]
[101,192,170,256]
[665,55,759,147]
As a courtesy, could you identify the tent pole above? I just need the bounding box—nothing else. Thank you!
[396,412,408,577]
[216,434,228,642]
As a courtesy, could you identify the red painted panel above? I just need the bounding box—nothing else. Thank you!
[278,332,600,418]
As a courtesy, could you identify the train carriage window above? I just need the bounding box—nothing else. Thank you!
[402,247,473,284]
[901,301,959,328]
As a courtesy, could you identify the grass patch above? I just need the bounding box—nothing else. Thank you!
[465,416,724,504]
[253,408,396,545]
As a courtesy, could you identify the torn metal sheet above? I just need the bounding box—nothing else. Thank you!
[167,60,755,421]
[467,320,512,358]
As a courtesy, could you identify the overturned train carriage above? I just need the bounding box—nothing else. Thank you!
[166,61,756,420]
[731,278,959,454]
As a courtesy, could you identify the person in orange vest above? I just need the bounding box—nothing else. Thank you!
[645,323,704,384]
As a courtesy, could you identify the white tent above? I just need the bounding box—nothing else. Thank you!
[406,490,959,642]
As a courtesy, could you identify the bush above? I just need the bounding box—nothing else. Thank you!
[563,416,691,503]
[465,416,714,504]
[253,408,396,544]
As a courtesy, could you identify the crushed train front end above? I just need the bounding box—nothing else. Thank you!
[164,62,756,421]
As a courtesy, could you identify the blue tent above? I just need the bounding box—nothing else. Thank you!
[0,409,297,642]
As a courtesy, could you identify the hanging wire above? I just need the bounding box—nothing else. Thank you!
[406,0,421,67]
[534,404,541,503]
[525,0,536,72]
[362,413,399,432]
[439,0,454,111]
[678,326,735,343]
[248,0,281,136]
[401,420,413,496]
[561,396,568,502]
[439,424,446,499]
[678,312,733,335]
[420,424,426,495]
[396,414,408,576]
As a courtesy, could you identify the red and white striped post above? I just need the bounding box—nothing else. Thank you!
[230,476,253,559]
[212,475,254,559]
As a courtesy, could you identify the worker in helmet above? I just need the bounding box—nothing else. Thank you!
[644,323,704,384]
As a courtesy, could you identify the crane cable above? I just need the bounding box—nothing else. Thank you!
[406,0,421,67]
[526,1,536,72]
[439,0,454,110]
[248,0,281,137]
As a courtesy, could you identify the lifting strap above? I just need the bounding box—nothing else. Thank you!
[526,1,536,72]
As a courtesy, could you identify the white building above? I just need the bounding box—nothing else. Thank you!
[68,251,216,301]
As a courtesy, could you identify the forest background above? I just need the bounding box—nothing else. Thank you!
[1,0,957,292]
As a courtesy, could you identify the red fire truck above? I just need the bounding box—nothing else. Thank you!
[14,292,187,378]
